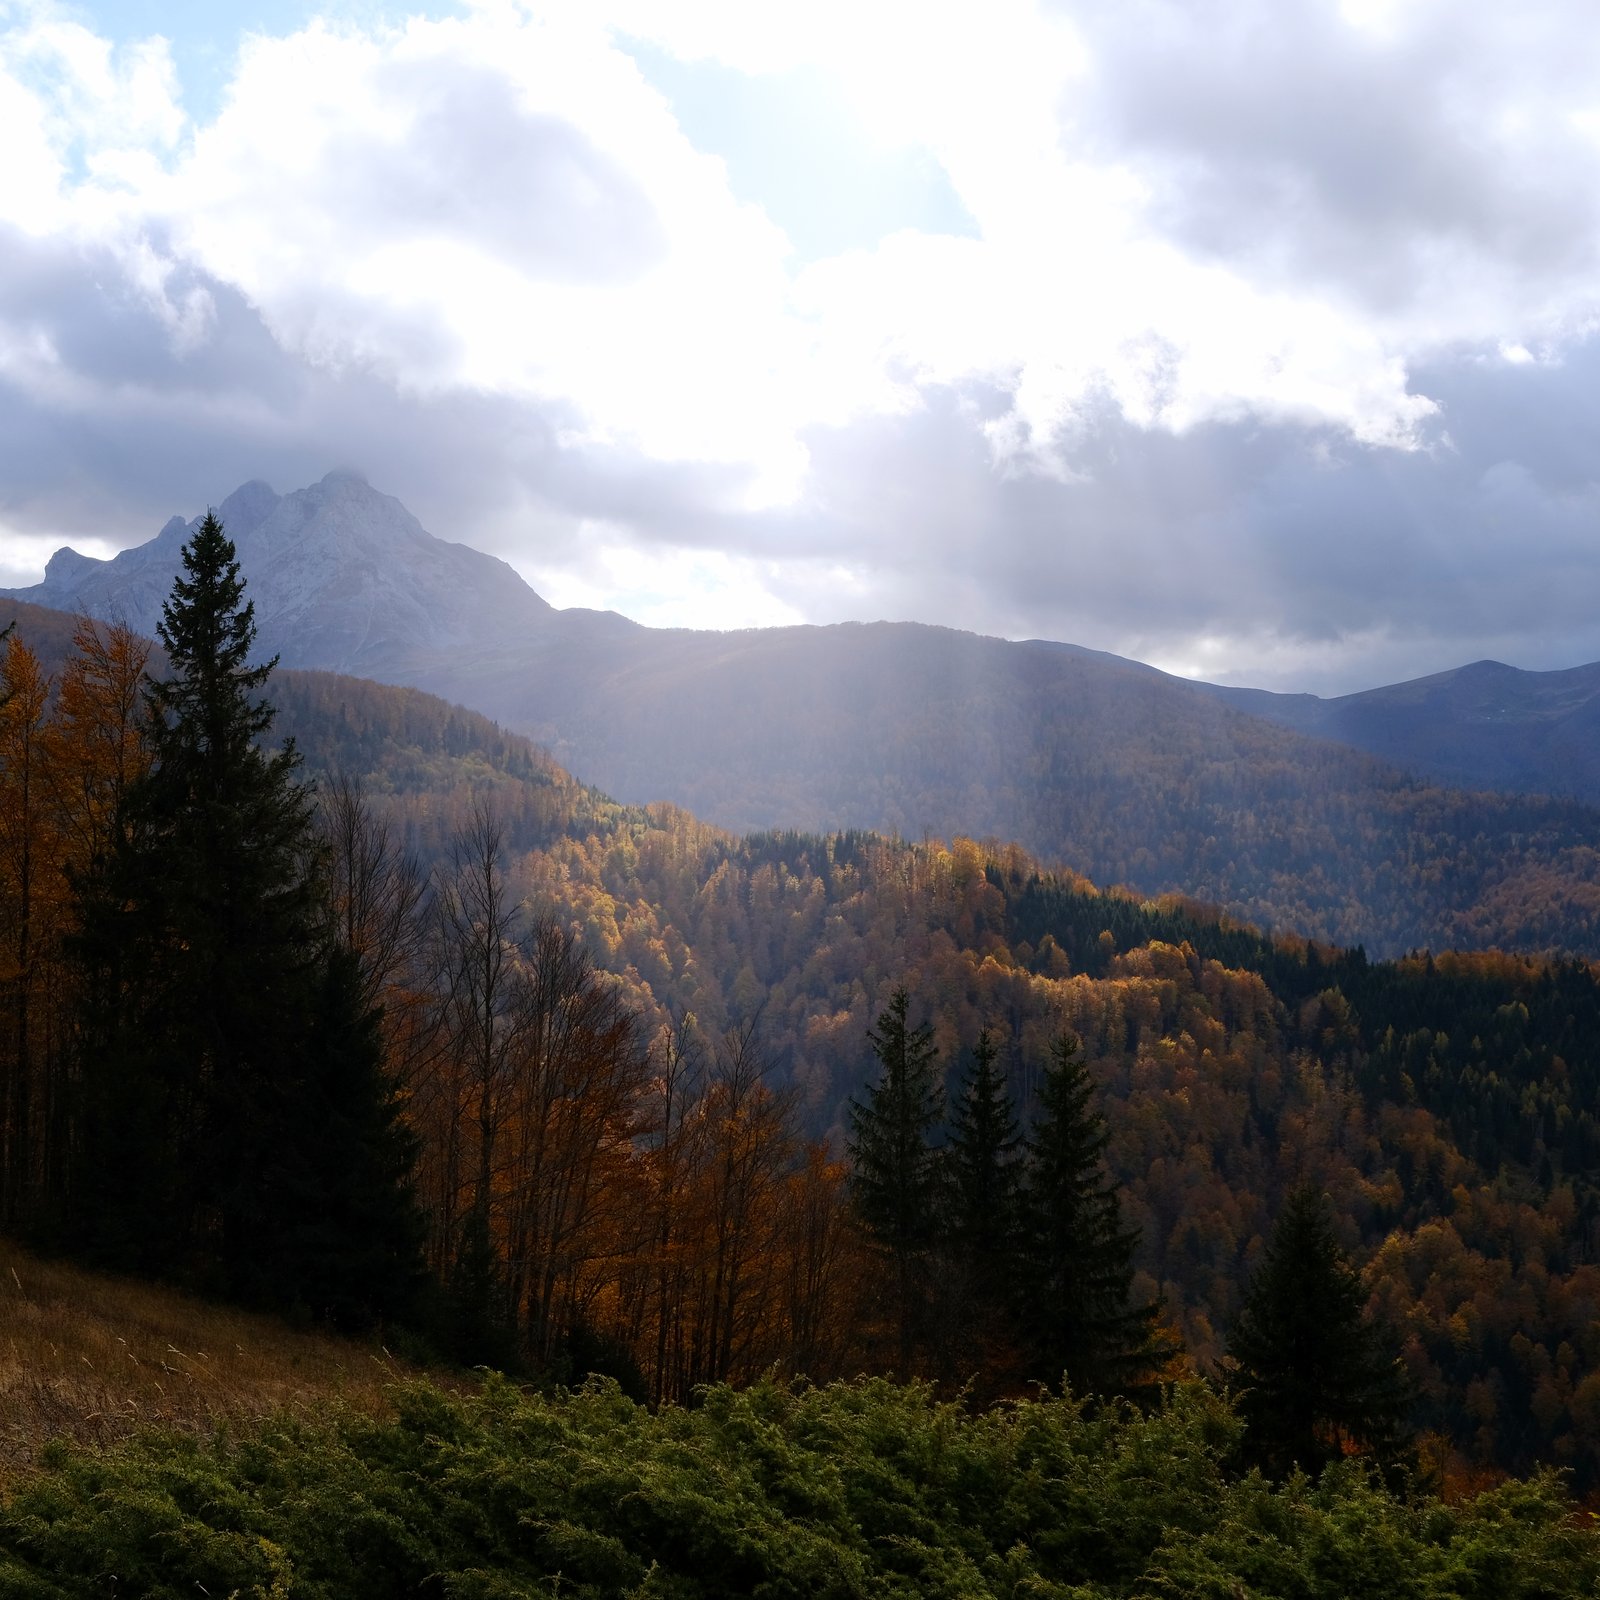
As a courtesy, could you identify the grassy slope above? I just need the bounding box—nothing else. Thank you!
[0,1240,424,1479]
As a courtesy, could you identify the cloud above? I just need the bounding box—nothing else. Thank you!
[813,343,1600,691]
[1067,0,1600,326]
[2,0,1600,693]
[162,11,818,501]
[605,0,1450,456]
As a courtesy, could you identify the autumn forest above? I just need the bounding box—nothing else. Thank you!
[3,521,1600,1539]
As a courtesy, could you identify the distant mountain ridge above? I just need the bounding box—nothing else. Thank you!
[1200,659,1600,803]
[7,473,1600,957]
[12,471,1600,806]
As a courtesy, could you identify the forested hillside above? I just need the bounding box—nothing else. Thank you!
[6,602,1600,1490]
[278,666,1600,1484]
[417,618,1600,959]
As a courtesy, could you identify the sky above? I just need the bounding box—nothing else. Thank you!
[2,0,1599,694]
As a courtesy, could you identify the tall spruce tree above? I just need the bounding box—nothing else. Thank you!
[1013,1032,1161,1397]
[237,944,429,1328]
[71,513,423,1323]
[947,1027,1021,1287]
[1227,1185,1412,1479]
[848,987,944,1373]
[942,1026,1024,1381]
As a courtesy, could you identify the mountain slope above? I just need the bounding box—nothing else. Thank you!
[1204,658,1600,805]
[403,617,1600,957]
[9,478,1600,957]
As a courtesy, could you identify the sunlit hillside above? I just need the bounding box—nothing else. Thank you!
[274,662,1600,1485]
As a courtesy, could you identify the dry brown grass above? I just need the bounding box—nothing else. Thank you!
[0,1238,437,1478]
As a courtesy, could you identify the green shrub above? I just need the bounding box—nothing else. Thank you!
[0,1379,1593,1599]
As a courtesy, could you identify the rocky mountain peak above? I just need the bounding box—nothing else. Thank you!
[215,480,282,542]
[43,546,101,586]
[0,473,553,676]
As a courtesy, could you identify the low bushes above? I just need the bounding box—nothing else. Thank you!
[0,1377,1594,1598]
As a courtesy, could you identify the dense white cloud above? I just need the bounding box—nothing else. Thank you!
[4,0,1600,691]
[0,521,116,588]
[168,11,822,502]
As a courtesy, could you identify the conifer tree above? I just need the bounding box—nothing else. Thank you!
[848,987,943,1372]
[445,1197,521,1371]
[942,1026,1024,1381]
[149,513,321,1277]
[240,945,429,1329]
[1013,1031,1160,1397]
[1228,1185,1411,1478]
[71,512,424,1322]
[947,1027,1021,1287]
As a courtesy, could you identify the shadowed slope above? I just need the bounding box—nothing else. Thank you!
[1205,657,1600,804]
